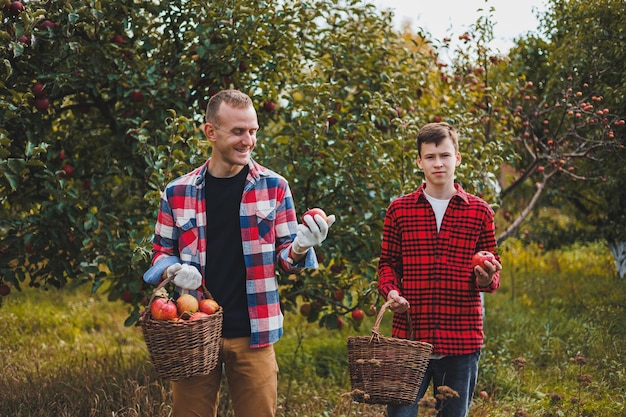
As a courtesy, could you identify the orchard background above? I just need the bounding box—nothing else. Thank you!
[1,0,625,414]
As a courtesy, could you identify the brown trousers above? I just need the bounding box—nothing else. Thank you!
[171,337,278,417]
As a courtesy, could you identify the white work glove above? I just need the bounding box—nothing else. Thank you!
[166,263,202,290]
[291,213,336,255]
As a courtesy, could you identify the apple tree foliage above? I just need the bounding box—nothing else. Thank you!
[0,0,623,324]
[0,0,445,323]
[503,0,626,276]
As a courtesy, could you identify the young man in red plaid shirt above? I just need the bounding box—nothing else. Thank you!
[377,122,502,417]
[144,89,335,417]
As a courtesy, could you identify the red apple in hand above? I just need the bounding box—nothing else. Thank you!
[150,298,178,321]
[302,208,327,224]
[472,251,496,269]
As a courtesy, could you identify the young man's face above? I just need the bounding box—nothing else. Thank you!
[417,137,461,187]
[203,103,259,177]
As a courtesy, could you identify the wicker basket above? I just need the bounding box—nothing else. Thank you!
[347,300,433,405]
[140,276,223,381]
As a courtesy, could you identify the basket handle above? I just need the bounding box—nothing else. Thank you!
[369,300,415,342]
[146,272,214,307]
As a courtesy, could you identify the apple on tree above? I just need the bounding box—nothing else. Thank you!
[299,302,311,317]
[0,284,10,296]
[32,83,47,98]
[351,308,364,321]
[34,97,50,112]
[331,289,344,302]
[7,1,25,17]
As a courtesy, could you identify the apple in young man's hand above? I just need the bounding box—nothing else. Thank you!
[472,251,496,269]
[302,208,327,224]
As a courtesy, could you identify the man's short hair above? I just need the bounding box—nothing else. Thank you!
[416,122,459,156]
[205,89,253,124]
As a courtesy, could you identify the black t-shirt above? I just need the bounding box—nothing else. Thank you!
[204,165,251,338]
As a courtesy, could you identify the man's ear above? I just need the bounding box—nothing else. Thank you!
[203,123,217,142]
[455,152,462,166]
[417,155,423,170]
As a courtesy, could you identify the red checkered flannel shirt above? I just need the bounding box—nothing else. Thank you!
[377,183,500,356]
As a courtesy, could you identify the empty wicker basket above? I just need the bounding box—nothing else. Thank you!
[347,300,433,405]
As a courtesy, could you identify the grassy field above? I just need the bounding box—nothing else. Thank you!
[1,239,624,416]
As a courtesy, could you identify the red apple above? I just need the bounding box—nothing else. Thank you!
[176,293,199,315]
[331,289,344,302]
[351,308,364,321]
[336,316,344,330]
[302,208,328,224]
[61,164,74,178]
[299,303,311,317]
[111,34,124,44]
[121,289,132,303]
[189,311,210,321]
[150,298,178,321]
[365,304,377,317]
[198,298,220,315]
[38,20,56,30]
[130,90,144,102]
[32,83,46,98]
[8,1,24,16]
[34,97,50,112]
[0,284,10,296]
[472,251,496,269]
[263,101,275,112]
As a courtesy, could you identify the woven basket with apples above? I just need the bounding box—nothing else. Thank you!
[140,275,223,381]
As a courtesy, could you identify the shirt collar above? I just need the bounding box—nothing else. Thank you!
[416,182,470,205]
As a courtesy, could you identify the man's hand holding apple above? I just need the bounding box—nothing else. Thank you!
[472,251,502,287]
[291,208,336,257]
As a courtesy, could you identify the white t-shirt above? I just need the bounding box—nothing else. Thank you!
[424,192,451,232]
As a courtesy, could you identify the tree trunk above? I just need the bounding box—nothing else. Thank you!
[609,240,626,279]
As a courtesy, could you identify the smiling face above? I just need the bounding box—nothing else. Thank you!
[204,101,259,178]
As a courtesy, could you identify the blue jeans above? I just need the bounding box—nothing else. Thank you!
[387,350,480,417]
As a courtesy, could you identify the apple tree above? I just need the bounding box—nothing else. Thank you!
[504,0,626,276]
[0,0,434,323]
[416,3,625,257]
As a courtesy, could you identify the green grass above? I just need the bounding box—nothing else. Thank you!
[0,240,624,416]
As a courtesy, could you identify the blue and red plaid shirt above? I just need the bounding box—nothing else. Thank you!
[144,159,318,348]
[378,183,500,356]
